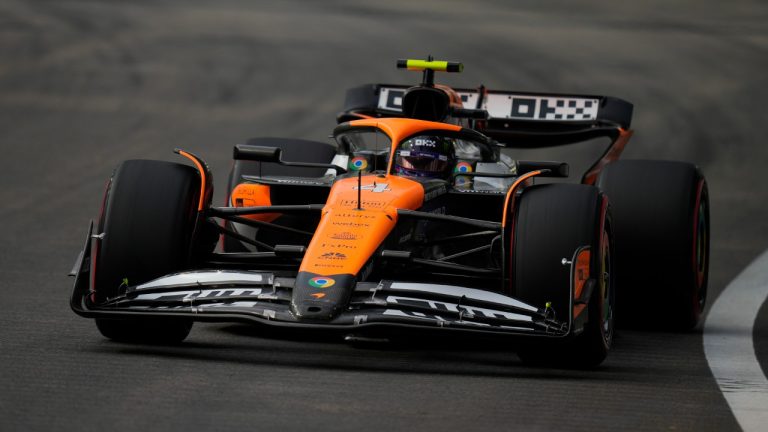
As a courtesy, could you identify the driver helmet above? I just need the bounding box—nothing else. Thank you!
[393,135,456,179]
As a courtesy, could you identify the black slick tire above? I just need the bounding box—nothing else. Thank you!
[597,160,709,330]
[511,183,615,368]
[93,160,200,343]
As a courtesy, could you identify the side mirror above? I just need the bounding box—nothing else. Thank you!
[231,144,347,174]
[233,145,282,163]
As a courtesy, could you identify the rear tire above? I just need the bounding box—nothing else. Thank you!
[93,160,199,343]
[597,160,709,330]
[511,184,614,368]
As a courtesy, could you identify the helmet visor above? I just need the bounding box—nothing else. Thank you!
[395,150,451,174]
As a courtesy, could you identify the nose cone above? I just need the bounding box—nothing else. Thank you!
[290,272,356,321]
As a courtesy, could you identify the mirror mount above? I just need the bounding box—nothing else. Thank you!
[233,144,347,174]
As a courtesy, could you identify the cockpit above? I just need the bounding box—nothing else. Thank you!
[334,127,516,192]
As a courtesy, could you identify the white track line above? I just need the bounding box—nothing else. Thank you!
[704,250,768,432]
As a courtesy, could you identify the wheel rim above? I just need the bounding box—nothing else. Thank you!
[694,195,708,309]
[600,224,614,344]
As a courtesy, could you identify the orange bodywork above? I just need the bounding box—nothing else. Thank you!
[572,248,591,318]
[573,249,591,299]
[501,170,543,228]
[177,150,207,211]
[435,84,465,110]
[582,128,633,185]
[230,183,279,223]
[299,174,424,276]
[503,170,544,290]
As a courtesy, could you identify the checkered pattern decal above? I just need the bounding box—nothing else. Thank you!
[536,98,597,120]
[484,94,600,121]
[376,87,601,122]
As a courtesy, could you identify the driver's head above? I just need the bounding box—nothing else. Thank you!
[393,135,456,179]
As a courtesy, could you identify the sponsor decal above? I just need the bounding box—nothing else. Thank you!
[386,296,530,321]
[334,212,376,219]
[140,288,264,301]
[312,263,344,269]
[377,88,479,113]
[311,293,326,299]
[330,231,358,240]
[353,183,390,193]
[454,188,503,194]
[454,176,472,188]
[458,92,480,109]
[273,178,327,185]
[378,88,405,111]
[331,221,372,228]
[339,200,386,209]
[485,94,600,121]
[454,161,473,173]
[319,252,347,260]
[309,277,336,288]
[377,87,597,122]
[318,242,358,250]
[414,138,437,148]
[424,185,447,201]
[349,156,369,171]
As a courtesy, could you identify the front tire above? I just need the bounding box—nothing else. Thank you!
[511,183,614,368]
[93,160,200,343]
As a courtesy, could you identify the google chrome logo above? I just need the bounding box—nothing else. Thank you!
[454,161,473,173]
[349,156,369,171]
[309,277,336,288]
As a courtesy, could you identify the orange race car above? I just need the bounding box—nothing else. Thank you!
[70,59,709,367]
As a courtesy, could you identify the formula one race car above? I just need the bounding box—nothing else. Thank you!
[70,59,709,367]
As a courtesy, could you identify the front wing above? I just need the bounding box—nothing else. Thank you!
[70,223,572,339]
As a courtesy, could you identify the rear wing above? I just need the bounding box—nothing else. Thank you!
[339,84,633,147]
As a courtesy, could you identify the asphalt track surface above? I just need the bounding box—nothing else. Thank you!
[1,1,766,430]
